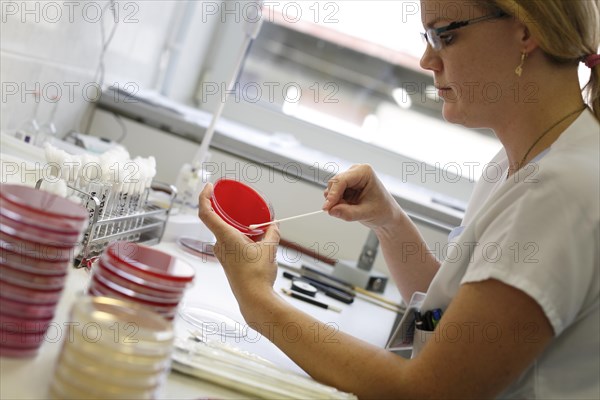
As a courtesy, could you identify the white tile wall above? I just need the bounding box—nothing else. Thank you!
[1,0,178,136]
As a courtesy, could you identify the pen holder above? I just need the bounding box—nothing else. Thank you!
[411,327,436,359]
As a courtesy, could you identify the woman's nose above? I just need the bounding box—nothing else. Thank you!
[420,44,441,73]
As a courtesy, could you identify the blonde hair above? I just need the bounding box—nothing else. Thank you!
[484,0,600,121]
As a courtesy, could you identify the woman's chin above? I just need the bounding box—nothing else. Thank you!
[441,105,462,125]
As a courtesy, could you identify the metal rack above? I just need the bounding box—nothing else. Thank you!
[36,180,177,268]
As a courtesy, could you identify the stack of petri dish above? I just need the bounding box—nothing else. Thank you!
[88,241,195,319]
[49,295,174,399]
[0,183,88,357]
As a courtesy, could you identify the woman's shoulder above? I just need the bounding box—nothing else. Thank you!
[549,108,600,164]
[536,110,599,205]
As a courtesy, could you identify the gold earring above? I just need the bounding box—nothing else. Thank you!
[515,52,527,77]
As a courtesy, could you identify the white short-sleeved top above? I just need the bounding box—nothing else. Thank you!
[419,110,600,399]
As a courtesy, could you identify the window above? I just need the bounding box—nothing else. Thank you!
[197,1,502,189]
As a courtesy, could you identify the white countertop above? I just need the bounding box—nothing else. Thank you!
[0,240,401,399]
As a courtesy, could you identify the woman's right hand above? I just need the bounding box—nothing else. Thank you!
[322,164,402,229]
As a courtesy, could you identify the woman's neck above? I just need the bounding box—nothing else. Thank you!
[493,67,586,176]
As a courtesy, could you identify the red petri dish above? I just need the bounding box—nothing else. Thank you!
[91,264,182,306]
[0,344,40,358]
[97,259,184,302]
[0,278,64,305]
[0,327,47,348]
[0,312,54,333]
[0,204,83,235]
[105,242,195,286]
[0,295,57,319]
[210,179,274,241]
[0,249,69,276]
[1,230,76,262]
[0,184,88,232]
[0,214,81,248]
[99,254,185,294]
[0,262,67,290]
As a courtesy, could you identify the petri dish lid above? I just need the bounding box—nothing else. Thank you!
[178,303,247,339]
[106,242,195,283]
[176,237,215,258]
[0,184,88,223]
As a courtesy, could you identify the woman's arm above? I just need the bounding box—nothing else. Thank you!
[198,183,554,399]
[240,280,553,399]
[323,164,441,302]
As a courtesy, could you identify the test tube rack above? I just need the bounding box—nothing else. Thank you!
[36,180,177,268]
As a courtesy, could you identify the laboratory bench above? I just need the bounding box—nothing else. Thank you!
[0,236,403,399]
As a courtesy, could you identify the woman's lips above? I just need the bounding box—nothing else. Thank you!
[436,86,452,98]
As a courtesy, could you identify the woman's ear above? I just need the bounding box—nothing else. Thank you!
[517,24,539,53]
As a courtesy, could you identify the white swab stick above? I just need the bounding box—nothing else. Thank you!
[249,210,325,230]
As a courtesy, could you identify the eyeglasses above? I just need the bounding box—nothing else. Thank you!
[421,11,508,51]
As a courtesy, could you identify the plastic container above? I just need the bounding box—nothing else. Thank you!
[210,179,274,241]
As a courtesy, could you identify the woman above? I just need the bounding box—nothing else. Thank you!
[199,0,599,398]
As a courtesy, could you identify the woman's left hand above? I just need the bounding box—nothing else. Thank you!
[198,183,281,315]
